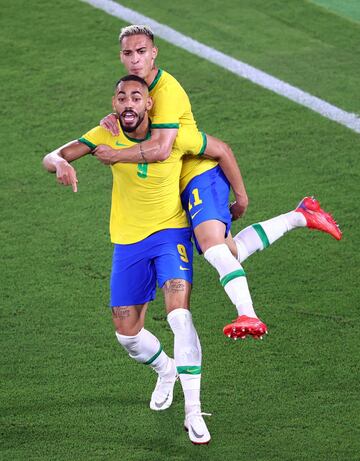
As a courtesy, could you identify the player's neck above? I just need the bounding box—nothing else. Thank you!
[145,66,159,87]
[124,117,150,141]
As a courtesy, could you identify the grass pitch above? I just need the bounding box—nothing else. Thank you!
[1,1,359,460]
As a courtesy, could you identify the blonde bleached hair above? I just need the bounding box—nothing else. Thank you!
[119,25,154,44]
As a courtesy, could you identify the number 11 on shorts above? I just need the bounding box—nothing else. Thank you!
[188,188,203,211]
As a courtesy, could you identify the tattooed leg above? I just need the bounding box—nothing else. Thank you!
[162,279,192,314]
[163,279,203,417]
[112,303,148,335]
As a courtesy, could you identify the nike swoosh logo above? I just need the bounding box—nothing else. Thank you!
[190,424,205,439]
[155,393,170,408]
[190,208,203,220]
[179,266,190,271]
[115,141,127,146]
[183,367,201,373]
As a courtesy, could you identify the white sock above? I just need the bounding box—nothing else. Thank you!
[234,211,307,263]
[167,308,201,410]
[204,243,257,318]
[179,375,201,413]
[115,328,171,376]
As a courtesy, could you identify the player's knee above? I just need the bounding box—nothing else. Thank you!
[199,237,224,253]
[111,306,144,336]
[115,330,138,352]
[204,243,234,266]
[194,222,226,252]
[167,308,199,339]
[163,281,191,312]
[115,330,147,363]
[167,307,192,330]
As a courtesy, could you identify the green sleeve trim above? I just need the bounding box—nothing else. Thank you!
[151,123,180,129]
[220,269,246,287]
[252,223,270,249]
[148,68,163,92]
[198,131,207,155]
[144,345,163,365]
[177,366,202,375]
[78,137,96,149]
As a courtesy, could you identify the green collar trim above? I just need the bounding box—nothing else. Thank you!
[148,68,163,92]
[123,123,151,143]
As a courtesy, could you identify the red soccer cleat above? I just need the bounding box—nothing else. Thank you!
[223,315,268,340]
[295,196,342,240]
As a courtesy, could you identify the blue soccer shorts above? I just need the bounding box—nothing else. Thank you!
[181,165,231,254]
[110,228,193,307]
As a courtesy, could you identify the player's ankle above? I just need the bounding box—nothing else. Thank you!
[236,304,258,319]
[287,210,307,228]
[185,403,201,415]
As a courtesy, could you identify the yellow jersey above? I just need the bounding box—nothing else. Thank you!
[148,69,217,192]
[79,123,189,244]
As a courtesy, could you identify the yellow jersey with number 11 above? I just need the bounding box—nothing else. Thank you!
[148,69,217,192]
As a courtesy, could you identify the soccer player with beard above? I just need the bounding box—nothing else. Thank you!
[43,75,211,445]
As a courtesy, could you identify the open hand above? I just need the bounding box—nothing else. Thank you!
[100,113,119,136]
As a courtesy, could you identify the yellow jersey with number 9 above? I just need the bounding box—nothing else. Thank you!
[148,69,217,192]
[79,123,189,244]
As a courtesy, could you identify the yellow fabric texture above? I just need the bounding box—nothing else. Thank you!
[79,124,189,244]
[149,69,217,192]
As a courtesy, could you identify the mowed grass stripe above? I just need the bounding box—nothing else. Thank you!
[116,0,360,114]
[81,0,360,134]
[311,0,360,22]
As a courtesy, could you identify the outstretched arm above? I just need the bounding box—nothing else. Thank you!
[203,135,249,220]
[42,141,91,192]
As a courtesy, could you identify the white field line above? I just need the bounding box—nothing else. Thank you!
[81,0,360,134]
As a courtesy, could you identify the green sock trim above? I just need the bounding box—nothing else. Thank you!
[177,365,202,375]
[144,345,163,365]
[252,223,270,249]
[220,269,246,287]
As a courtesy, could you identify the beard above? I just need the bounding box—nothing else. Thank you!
[119,110,145,133]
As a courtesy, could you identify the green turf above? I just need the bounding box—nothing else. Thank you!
[310,0,360,22]
[118,0,360,113]
[1,0,359,460]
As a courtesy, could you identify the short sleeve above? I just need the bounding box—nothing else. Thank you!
[150,86,187,129]
[79,126,111,149]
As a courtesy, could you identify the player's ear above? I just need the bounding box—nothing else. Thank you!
[152,46,158,61]
[146,96,153,111]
